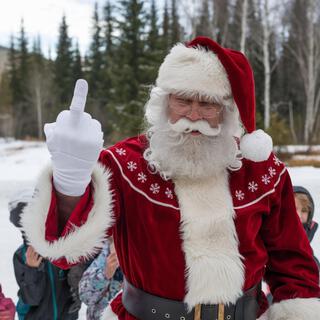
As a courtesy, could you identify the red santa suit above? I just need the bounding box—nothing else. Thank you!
[21,37,320,320]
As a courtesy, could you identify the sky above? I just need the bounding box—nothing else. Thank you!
[0,0,156,58]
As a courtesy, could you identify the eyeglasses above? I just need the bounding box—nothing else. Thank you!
[169,96,223,118]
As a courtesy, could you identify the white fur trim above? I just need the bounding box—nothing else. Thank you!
[100,305,118,320]
[257,313,268,320]
[240,129,273,162]
[20,162,114,263]
[260,298,320,320]
[174,172,244,310]
[156,43,232,101]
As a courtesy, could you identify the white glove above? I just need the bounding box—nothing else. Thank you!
[44,79,104,196]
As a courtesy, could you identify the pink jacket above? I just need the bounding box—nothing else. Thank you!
[0,285,15,320]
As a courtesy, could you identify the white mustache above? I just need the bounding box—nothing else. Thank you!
[168,118,222,136]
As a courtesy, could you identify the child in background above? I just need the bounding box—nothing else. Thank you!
[0,285,15,320]
[265,185,320,305]
[79,238,123,320]
[9,189,81,320]
[293,185,320,268]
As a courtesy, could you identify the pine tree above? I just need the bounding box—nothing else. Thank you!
[104,0,114,55]
[15,20,32,137]
[0,71,12,116]
[72,41,83,81]
[28,37,51,139]
[162,0,170,52]
[195,0,212,37]
[145,0,163,83]
[112,0,147,138]
[8,35,19,106]
[99,0,117,140]
[148,0,159,51]
[54,15,74,111]
[87,2,103,97]
[170,0,181,45]
[17,20,29,93]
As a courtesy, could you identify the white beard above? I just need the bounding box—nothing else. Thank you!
[144,121,241,180]
[143,87,243,181]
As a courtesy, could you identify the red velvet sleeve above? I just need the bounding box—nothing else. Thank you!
[261,170,320,302]
[44,182,95,269]
[44,150,121,270]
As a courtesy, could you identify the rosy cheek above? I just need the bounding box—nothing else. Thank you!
[168,113,182,124]
[208,118,219,128]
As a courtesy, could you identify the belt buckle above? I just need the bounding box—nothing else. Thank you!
[194,304,201,320]
[218,304,224,320]
[194,303,225,320]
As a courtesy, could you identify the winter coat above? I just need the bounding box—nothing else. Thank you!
[21,136,320,320]
[13,244,78,320]
[0,285,15,319]
[293,185,320,268]
[79,241,123,320]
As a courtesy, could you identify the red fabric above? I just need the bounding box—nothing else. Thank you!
[44,182,94,269]
[0,285,15,319]
[187,37,256,133]
[45,136,319,316]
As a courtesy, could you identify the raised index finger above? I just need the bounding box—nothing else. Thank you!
[70,79,88,116]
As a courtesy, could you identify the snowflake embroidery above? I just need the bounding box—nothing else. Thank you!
[137,172,147,183]
[273,155,281,166]
[150,183,160,194]
[235,190,245,201]
[165,187,173,199]
[268,167,276,177]
[116,148,126,156]
[248,181,258,192]
[127,161,137,172]
[261,174,271,185]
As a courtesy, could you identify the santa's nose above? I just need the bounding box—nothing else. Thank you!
[186,103,203,121]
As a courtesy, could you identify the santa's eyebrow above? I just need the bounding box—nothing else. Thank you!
[222,94,233,101]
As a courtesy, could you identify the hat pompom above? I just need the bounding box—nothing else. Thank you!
[240,129,273,162]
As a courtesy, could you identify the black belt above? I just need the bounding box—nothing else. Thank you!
[122,278,259,320]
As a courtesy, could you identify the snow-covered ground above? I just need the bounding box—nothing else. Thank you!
[1,140,320,319]
[0,140,88,318]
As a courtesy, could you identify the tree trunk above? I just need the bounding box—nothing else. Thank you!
[304,0,315,143]
[262,0,271,129]
[240,0,248,53]
[288,101,297,144]
[35,84,43,140]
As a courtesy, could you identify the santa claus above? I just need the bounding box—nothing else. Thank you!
[21,37,320,320]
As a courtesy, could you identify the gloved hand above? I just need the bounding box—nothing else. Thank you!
[44,79,104,196]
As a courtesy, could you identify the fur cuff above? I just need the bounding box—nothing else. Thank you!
[259,298,320,320]
[20,162,114,264]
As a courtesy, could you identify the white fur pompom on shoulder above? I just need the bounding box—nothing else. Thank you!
[258,297,320,320]
[240,129,273,162]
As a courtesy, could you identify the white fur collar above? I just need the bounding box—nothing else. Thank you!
[174,171,244,309]
[20,163,114,264]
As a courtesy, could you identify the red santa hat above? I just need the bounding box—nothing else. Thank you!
[156,36,273,162]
